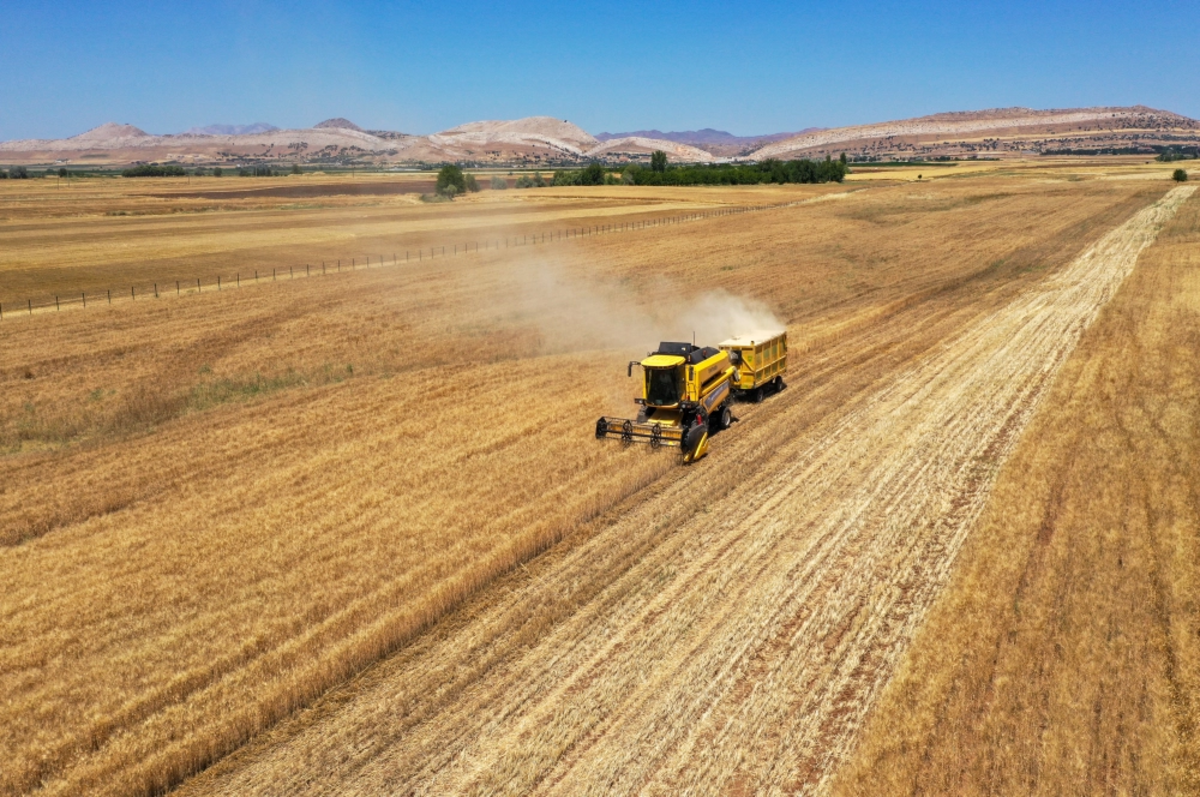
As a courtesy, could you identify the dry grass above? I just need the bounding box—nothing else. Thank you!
[833,188,1200,795]
[0,175,831,307]
[0,170,1183,796]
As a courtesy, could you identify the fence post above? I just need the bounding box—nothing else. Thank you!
[218,276,221,291]
[290,266,293,279]
[108,290,111,304]
[82,293,85,308]
[154,283,158,298]
[131,287,134,300]
[237,273,240,287]
[306,264,309,277]
[198,278,201,292]
[29,299,32,315]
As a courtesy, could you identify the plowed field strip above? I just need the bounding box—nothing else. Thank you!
[178,186,1191,795]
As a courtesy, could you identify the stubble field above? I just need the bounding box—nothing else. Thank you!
[0,166,1193,796]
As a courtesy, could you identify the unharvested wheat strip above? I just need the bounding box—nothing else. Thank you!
[388,187,1192,795]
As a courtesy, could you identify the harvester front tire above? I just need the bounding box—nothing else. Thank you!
[718,405,732,430]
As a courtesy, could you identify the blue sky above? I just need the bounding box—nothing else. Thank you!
[3,0,1195,139]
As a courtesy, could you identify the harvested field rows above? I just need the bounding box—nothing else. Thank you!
[837,186,1200,795]
[176,185,1186,795]
[0,175,1176,796]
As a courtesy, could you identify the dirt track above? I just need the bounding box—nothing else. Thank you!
[176,187,1192,794]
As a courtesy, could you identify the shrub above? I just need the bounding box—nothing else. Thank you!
[1173,168,1189,182]
[436,164,465,196]
[552,169,580,186]
[514,175,534,188]
[490,175,507,190]
[213,167,223,177]
[465,173,480,192]
[10,166,29,179]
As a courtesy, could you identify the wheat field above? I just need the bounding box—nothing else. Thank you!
[834,185,1200,795]
[0,170,1187,795]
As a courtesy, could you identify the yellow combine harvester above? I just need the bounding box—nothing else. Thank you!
[595,331,787,462]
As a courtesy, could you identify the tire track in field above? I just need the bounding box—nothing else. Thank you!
[181,187,1190,796]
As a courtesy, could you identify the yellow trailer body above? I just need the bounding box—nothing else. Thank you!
[719,330,788,398]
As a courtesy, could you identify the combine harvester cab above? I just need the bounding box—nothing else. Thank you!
[595,342,735,463]
[718,330,788,402]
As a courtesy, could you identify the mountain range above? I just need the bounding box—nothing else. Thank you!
[596,128,826,157]
[1,107,1196,167]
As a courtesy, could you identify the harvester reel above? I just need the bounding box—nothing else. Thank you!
[650,423,663,448]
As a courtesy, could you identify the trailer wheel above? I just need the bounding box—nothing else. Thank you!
[754,387,764,403]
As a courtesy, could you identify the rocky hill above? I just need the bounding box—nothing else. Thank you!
[750,106,1200,161]
[597,127,824,157]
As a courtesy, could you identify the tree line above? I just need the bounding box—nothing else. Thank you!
[541,153,850,187]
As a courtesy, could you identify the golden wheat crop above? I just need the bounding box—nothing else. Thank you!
[0,170,1182,796]
[833,186,1200,796]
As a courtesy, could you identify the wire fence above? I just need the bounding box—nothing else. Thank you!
[0,200,805,321]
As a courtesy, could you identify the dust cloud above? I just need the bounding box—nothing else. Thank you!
[497,255,783,356]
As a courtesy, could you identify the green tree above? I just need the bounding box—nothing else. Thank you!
[58,167,68,178]
[436,164,466,196]
[1174,168,1189,182]
[213,166,223,177]
[580,162,605,185]
[11,166,29,179]
[533,172,546,187]
[291,163,302,175]
[650,150,667,173]
[465,173,480,192]
[490,175,508,189]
